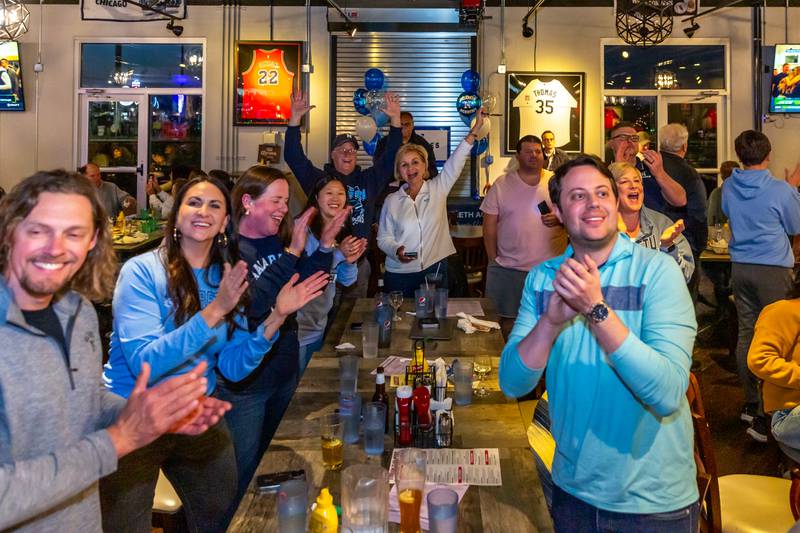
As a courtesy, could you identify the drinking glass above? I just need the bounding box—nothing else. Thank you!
[427,487,458,533]
[424,272,443,289]
[362,402,387,456]
[277,479,308,533]
[320,413,344,470]
[473,356,492,398]
[390,291,404,322]
[341,464,390,532]
[362,322,379,359]
[395,449,426,533]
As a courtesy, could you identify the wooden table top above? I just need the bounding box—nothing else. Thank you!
[337,298,505,359]
[112,229,164,260]
[228,296,553,532]
[699,248,730,263]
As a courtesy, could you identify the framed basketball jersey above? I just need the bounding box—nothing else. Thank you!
[235,41,303,126]
[505,72,584,155]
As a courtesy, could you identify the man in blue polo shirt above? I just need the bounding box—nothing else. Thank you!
[499,155,698,532]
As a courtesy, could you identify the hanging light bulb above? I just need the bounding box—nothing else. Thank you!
[0,0,31,41]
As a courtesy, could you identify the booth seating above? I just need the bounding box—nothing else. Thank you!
[688,373,800,533]
[152,470,186,533]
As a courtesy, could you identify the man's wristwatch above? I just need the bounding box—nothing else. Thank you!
[585,300,610,324]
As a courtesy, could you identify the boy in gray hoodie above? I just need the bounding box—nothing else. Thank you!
[722,130,800,442]
[0,170,229,532]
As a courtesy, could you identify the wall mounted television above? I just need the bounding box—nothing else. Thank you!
[770,44,800,114]
[0,41,24,112]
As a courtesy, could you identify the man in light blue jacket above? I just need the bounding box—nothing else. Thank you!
[499,155,698,532]
[722,129,800,442]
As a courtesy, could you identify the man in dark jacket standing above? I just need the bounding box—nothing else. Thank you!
[284,90,402,296]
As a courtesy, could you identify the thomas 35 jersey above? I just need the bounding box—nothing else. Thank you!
[513,79,577,146]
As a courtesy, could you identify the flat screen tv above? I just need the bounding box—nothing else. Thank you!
[0,41,24,112]
[770,44,800,113]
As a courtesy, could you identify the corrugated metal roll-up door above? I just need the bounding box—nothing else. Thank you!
[333,33,475,199]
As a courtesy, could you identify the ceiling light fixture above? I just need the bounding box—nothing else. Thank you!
[683,20,700,38]
[615,0,673,48]
[0,0,30,41]
[326,0,358,38]
[521,0,545,39]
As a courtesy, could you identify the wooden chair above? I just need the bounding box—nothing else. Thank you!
[452,236,487,297]
[687,373,800,532]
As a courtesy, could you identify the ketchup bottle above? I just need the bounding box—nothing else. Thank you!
[413,385,432,430]
[396,385,413,446]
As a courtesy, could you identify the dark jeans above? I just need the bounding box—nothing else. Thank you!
[215,329,300,503]
[551,484,699,533]
[99,419,237,533]
[384,259,449,298]
[731,263,794,409]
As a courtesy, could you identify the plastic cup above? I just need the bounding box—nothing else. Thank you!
[435,288,448,319]
[340,391,362,444]
[453,360,473,406]
[320,413,344,471]
[341,464,389,532]
[277,479,308,533]
[395,449,426,533]
[425,272,443,289]
[427,488,458,533]
[362,322,379,359]
[362,402,386,455]
[415,288,434,319]
[339,355,360,394]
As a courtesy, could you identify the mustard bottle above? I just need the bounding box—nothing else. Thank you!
[308,487,338,532]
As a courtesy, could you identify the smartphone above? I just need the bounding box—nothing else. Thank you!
[350,322,363,331]
[256,469,306,493]
[404,251,418,258]
[537,201,551,215]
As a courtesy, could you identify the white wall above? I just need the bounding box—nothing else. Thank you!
[477,6,763,186]
[0,4,332,191]
[1,5,798,192]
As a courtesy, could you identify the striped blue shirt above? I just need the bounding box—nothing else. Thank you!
[499,234,698,514]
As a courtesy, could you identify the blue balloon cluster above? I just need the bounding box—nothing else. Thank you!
[457,69,482,126]
[363,133,380,156]
[353,68,388,148]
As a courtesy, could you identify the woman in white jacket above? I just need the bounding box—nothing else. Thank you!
[378,115,486,296]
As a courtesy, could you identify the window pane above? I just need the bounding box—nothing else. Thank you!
[88,100,139,168]
[667,102,718,169]
[603,96,658,159]
[81,43,203,89]
[149,94,202,176]
[604,45,725,90]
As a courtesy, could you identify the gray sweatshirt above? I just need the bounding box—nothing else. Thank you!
[0,278,123,532]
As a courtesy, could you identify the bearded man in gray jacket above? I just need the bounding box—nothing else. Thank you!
[0,170,231,532]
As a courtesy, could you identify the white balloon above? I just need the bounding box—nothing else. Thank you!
[470,115,491,140]
[355,116,378,141]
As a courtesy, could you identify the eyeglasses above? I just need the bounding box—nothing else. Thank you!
[611,134,640,143]
[335,148,358,155]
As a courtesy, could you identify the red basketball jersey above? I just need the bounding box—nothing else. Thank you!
[241,48,295,121]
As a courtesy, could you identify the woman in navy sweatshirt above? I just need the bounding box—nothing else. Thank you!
[101,174,327,532]
[216,165,349,502]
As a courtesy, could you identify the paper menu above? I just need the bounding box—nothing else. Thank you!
[389,448,502,486]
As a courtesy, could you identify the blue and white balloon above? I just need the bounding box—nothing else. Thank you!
[363,133,381,156]
[456,92,482,126]
[353,88,369,115]
[461,69,481,93]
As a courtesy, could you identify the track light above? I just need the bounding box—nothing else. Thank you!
[683,20,700,38]
[346,23,357,37]
[326,0,357,37]
[166,19,183,37]
[522,21,533,38]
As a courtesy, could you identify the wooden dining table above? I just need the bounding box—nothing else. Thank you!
[228,298,553,532]
[113,228,164,261]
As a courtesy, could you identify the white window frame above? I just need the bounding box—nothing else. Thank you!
[600,37,731,171]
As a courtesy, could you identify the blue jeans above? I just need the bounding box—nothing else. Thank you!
[215,329,300,503]
[772,407,800,463]
[550,484,699,533]
[99,419,238,533]
[384,259,449,298]
[299,337,324,376]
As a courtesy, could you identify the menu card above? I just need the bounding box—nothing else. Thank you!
[389,448,502,486]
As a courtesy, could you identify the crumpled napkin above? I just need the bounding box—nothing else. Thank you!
[335,342,356,350]
[456,312,500,334]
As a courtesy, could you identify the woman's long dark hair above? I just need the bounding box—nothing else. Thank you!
[304,175,353,242]
[162,173,245,337]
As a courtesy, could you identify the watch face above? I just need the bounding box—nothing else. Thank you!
[590,302,609,323]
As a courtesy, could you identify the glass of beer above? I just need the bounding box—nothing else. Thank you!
[320,413,344,471]
[395,449,426,533]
